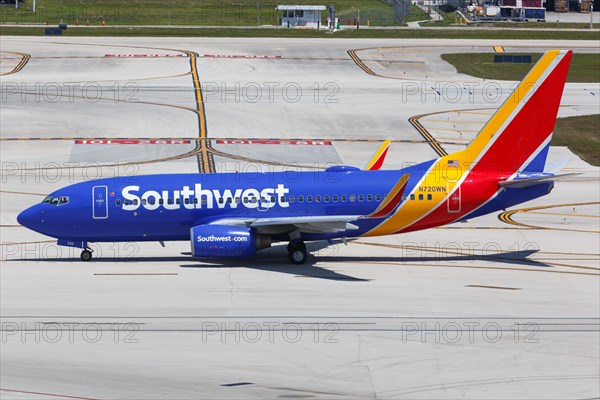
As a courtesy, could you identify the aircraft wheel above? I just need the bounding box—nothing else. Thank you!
[288,241,307,265]
[80,249,93,262]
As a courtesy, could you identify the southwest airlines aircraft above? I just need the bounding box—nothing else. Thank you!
[18,50,574,264]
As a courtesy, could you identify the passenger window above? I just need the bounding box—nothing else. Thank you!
[125,200,131,206]
[298,196,304,203]
[375,194,381,201]
[315,195,320,203]
[280,196,286,203]
[307,196,313,203]
[358,195,364,202]
[289,196,295,203]
[324,195,330,202]
[341,195,347,202]
[427,194,432,200]
[410,194,415,201]
[167,199,173,205]
[185,198,190,205]
[149,198,156,205]
[349,195,355,202]
[193,198,198,204]
[270,196,276,203]
[159,199,164,205]
[333,195,338,202]
[176,198,181,205]
[202,198,207,205]
[367,194,373,202]
[133,199,139,205]
[142,199,147,205]
[116,199,121,206]
[418,194,424,201]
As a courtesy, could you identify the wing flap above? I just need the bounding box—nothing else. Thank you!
[251,215,360,233]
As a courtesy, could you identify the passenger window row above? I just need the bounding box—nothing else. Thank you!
[114,192,435,207]
[115,194,387,207]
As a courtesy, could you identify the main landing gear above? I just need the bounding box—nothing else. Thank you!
[287,240,307,265]
[80,249,93,261]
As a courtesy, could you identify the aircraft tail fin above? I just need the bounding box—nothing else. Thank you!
[464,50,572,174]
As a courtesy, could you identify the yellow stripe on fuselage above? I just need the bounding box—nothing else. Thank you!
[364,153,467,236]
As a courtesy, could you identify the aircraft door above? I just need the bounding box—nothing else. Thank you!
[92,185,109,219]
[447,182,461,213]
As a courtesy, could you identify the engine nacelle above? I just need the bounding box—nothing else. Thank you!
[190,225,270,258]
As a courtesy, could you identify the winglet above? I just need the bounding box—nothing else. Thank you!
[364,174,410,219]
[365,140,391,171]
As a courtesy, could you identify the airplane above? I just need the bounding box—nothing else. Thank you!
[18,50,575,264]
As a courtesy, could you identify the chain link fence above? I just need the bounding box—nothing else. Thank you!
[1,1,411,26]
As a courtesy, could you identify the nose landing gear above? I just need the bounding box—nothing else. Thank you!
[80,249,93,261]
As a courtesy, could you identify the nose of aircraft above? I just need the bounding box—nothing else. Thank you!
[17,205,42,230]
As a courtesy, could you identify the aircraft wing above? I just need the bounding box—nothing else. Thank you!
[211,215,360,234]
[250,216,360,234]
[209,174,410,235]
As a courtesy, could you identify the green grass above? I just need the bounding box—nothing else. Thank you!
[404,5,431,23]
[0,0,398,26]
[2,26,599,40]
[419,9,460,25]
[480,22,594,29]
[441,53,600,82]
[553,114,600,166]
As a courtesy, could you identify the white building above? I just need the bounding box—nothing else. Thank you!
[276,5,326,28]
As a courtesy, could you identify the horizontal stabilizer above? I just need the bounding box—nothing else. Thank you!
[543,159,571,175]
[499,173,579,188]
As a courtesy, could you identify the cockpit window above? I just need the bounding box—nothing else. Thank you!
[42,196,69,206]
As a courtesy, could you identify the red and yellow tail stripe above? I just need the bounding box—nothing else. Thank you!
[365,50,572,236]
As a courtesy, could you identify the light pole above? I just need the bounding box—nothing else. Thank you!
[591,0,594,28]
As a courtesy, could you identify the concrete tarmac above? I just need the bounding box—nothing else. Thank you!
[0,37,598,399]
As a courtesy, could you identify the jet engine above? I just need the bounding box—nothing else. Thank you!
[190,225,271,258]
